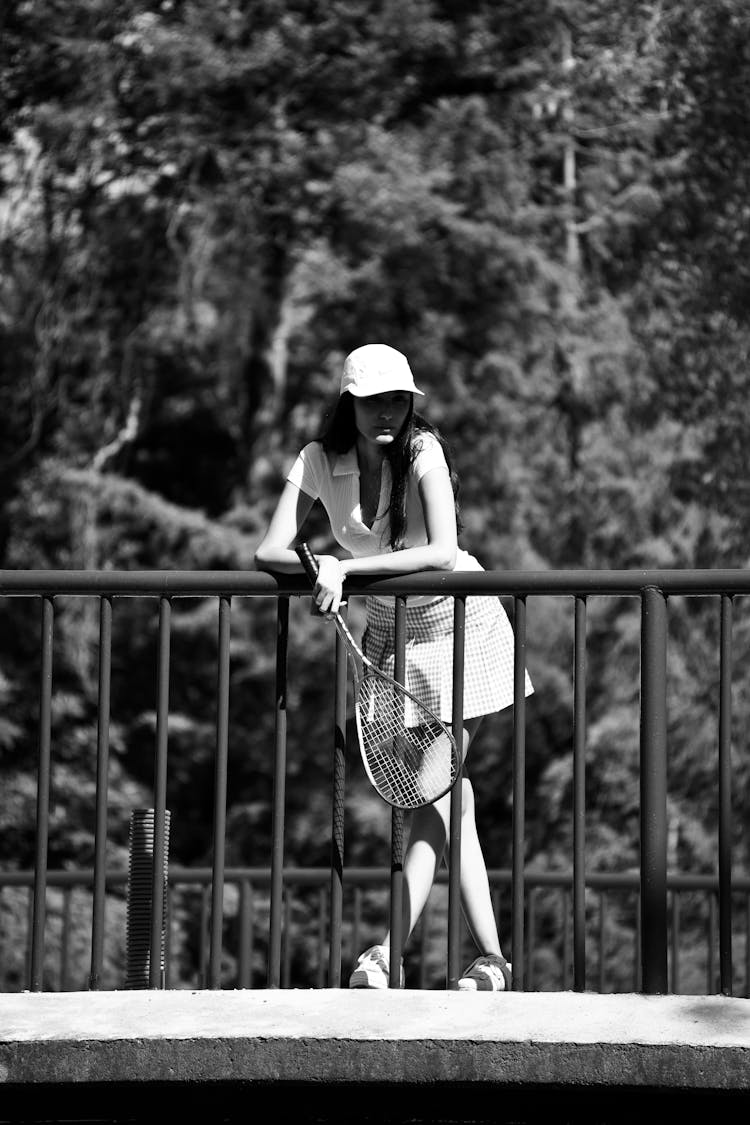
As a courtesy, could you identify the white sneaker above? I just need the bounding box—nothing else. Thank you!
[458,954,512,991]
[349,944,405,989]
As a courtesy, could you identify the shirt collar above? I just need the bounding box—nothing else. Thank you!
[332,448,359,477]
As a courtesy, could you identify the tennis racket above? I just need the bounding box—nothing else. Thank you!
[296,542,460,810]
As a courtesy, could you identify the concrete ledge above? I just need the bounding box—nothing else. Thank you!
[2,989,750,1095]
[2,991,750,1123]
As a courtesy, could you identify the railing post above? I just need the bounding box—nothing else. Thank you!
[30,594,54,991]
[89,594,112,990]
[328,603,347,987]
[238,877,254,987]
[388,597,407,987]
[511,594,527,991]
[718,593,734,995]
[208,594,232,989]
[268,597,289,988]
[149,595,171,988]
[639,585,669,993]
[573,594,587,991]
[447,596,466,989]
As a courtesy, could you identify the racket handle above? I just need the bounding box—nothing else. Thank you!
[296,542,346,617]
[296,542,327,617]
[295,541,319,580]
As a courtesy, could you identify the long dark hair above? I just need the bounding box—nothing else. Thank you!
[319,391,463,550]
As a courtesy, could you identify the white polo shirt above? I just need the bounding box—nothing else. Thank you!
[286,432,481,603]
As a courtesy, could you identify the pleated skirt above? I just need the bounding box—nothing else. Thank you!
[362,594,534,725]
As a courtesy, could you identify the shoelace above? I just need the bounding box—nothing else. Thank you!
[482,962,507,987]
[361,946,389,971]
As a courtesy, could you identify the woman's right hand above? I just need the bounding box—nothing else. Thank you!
[313,555,344,616]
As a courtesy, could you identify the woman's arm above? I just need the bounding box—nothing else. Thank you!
[254,481,344,613]
[253,479,316,573]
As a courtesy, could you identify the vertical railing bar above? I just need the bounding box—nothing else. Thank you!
[718,593,733,995]
[511,594,527,991]
[0,888,5,991]
[639,586,669,993]
[526,888,536,991]
[282,888,292,988]
[328,603,347,988]
[208,595,232,989]
[199,887,210,987]
[634,894,642,992]
[562,887,571,990]
[165,884,173,989]
[268,597,289,988]
[25,888,33,987]
[352,886,362,975]
[60,888,72,991]
[670,890,680,995]
[707,891,717,994]
[598,891,606,993]
[447,595,466,989]
[149,595,171,988]
[238,879,254,988]
[317,886,326,989]
[30,594,54,991]
[247,877,256,985]
[573,594,587,991]
[389,596,407,987]
[89,594,112,991]
[418,900,431,989]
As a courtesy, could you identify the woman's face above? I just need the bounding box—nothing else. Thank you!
[353,391,412,448]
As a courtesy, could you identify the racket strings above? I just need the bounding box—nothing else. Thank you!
[356,674,458,809]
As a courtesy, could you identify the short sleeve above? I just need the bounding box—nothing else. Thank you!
[286,442,323,499]
[412,432,448,482]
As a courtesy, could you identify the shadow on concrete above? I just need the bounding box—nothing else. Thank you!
[681,997,750,1034]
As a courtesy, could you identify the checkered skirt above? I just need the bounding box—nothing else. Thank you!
[362,595,534,725]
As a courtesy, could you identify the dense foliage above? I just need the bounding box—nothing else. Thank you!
[1,0,749,991]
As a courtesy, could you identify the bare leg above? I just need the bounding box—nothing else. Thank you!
[448,778,502,955]
[384,795,451,945]
[383,717,505,957]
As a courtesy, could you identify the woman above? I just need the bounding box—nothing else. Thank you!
[254,343,533,990]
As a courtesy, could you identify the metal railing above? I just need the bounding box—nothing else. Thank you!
[2,566,749,995]
[1,865,749,995]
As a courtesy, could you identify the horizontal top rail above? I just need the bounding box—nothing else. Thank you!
[3,568,750,597]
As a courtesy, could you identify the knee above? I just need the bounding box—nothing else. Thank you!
[413,800,450,841]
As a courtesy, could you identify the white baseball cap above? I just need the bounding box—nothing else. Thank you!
[340,343,424,397]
